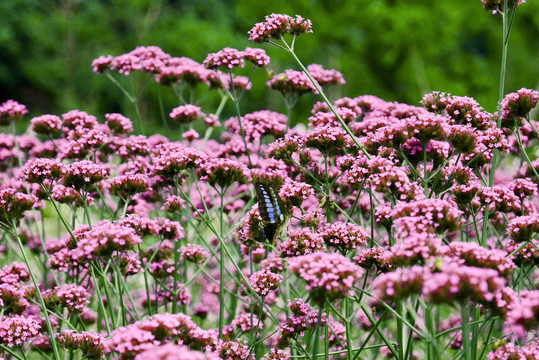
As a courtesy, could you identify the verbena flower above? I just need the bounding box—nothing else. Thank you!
[62,160,110,191]
[203,47,245,70]
[107,46,170,75]
[505,290,539,335]
[30,114,63,135]
[232,313,262,333]
[108,313,215,357]
[388,233,443,267]
[445,242,515,279]
[248,14,312,43]
[276,299,327,348]
[105,113,133,135]
[153,145,208,177]
[161,195,186,213]
[391,198,464,234]
[169,104,206,124]
[422,262,509,313]
[91,55,114,73]
[109,174,152,198]
[0,99,28,126]
[243,47,271,67]
[306,64,345,86]
[420,91,452,114]
[182,129,199,141]
[0,188,36,229]
[224,110,287,142]
[499,88,539,128]
[134,344,218,360]
[21,158,64,184]
[267,69,319,96]
[309,106,357,127]
[371,266,425,305]
[71,221,142,262]
[0,283,30,314]
[249,269,283,297]
[57,330,110,359]
[278,228,326,257]
[62,109,99,130]
[288,252,362,305]
[353,247,393,272]
[153,217,185,240]
[278,178,313,209]
[260,255,286,273]
[215,340,254,360]
[0,314,41,347]
[481,0,527,15]
[56,283,92,314]
[198,158,248,189]
[179,244,210,264]
[318,221,368,253]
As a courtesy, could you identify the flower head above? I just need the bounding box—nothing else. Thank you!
[248,14,312,43]
[203,47,245,70]
[249,269,283,297]
[0,100,28,126]
[288,252,362,305]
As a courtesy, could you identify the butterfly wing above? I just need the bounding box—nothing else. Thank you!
[254,182,289,242]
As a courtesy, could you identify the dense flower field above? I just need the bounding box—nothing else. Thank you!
[1,1,538,359]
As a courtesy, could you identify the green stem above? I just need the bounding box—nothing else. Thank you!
[461,302,471,360]
[218,188,226,338]
[12,228,61,360]
[396,301,405,360]
[281,37,370,160]
[0,345,24,360]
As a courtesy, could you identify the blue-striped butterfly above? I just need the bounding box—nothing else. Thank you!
[254,182,290,243]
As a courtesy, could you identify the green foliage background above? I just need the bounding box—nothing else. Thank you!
[1,0,538,129]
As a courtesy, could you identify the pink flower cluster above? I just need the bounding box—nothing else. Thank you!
[224,110,287,142]
[267,69,320,96]
[288,252,363,304]
[108,313,215,358]
[0,99,28,125]
[57,330,110,359]
[249,269,283,297]
[276,298,327,348]
[318,221,368,252]
[0,314,41,347]
[481,0,527,14]
[169,104,206,124]
[179,244,210,264]
[248,14,313,43]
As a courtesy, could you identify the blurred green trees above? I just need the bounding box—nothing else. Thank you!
[1,0,538,128]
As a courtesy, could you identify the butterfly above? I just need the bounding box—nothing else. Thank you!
[253,181,290,243]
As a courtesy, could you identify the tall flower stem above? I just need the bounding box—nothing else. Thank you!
[461,302,471,360]
[484,0,514,245]
[277,36,370,160]
[11,226,61,360]
[218,187,227,338]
